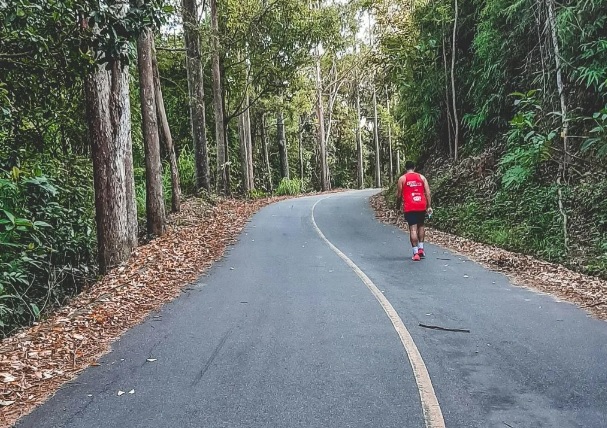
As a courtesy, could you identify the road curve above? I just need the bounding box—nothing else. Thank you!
[17,190,607,428]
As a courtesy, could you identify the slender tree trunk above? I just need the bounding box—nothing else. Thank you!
[85,0,136,274]
[356,78,364,189]
[277,110,289,179]
[372,86,381,188]
[451,0,460,161]
[220,57,232,193]
[396,149,401,176]
[182,0,210,191]
[210,0,227,194]
[299,115,305,180]
[238,109,251,193]
[442,30,454,157]
[546,0,569,250]
[152,40,181,212]
[244,93,254,190]
[315,55,328,191]
[137,28,166,236]
[386,87,394,183]
[261,113,273,192]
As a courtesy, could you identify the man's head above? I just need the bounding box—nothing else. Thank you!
[405,161,416,172]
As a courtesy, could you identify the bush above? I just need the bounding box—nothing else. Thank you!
[249,188,268,199]
[275,178,303,196]
[178,148,196,196]
[0,159,96,337]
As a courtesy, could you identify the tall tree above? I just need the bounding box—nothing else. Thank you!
[137,27,166,236]
[356,79,364,189]
[260,113,273,191]
[85,0,137,273]
[277,110,290,179]
[372,85,381,188]
[182,0,210,192]
[386,86,394,182]
[546,0,569,250]
[152,41,181,212]
[451,0,460,160]
[210,0,228,194]
[315,53,329,190]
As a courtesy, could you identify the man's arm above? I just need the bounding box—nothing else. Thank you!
[421,175,432,212]
[396,176,403,201]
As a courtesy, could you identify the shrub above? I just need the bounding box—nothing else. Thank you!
[0,159,96,337]
[275,178,303,196]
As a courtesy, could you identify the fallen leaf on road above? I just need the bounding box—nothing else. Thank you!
[117,391,125,396]
[0,400,15,406]
[146,359,157,362]
[128,390,134,394]
[0,374,16,383]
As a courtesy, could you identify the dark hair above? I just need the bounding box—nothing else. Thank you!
[405,161,416,171]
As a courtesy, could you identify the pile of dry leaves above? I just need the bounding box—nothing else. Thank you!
[0,195,286,427]
[370,193,607,321]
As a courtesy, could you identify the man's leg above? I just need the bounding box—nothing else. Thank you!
[405,212,421,260]
[417,215,426,258]
[409,224,419,248]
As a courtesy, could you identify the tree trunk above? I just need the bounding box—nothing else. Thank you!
[442,30,454,157]
[386,87,394,183]
[396,149,401,177]
[261,113,273,192]
[356,81,364,189]
[137,28,166,236]
[152,40,181,212]
[299,115,305,180]
[546,0,569,250]
[372,86,381,188]
[210,0,227,194]
[315,55,328,191]
[220,56,232,193]
[182,0,210,192]
[238,109,251,193]
[246,104,254,189]
[277,110,289,179]
[451,0,460,161]
[85,1,137,274]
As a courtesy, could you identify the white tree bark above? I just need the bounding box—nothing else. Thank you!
[451,0,460,161]
[182,0,210,191]
[85,0,137,274]
[137,27,166,236]
[546,0,569,249]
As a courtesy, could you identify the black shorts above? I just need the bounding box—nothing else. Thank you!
[404,211,426,226]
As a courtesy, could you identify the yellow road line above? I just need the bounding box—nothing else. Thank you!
[311,196,446,428]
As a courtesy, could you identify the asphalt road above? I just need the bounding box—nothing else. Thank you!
[17,190,607,428]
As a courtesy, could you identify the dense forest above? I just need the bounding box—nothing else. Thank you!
[1,0,606,336]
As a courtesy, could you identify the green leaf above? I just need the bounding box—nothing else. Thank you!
[2,210,15,225]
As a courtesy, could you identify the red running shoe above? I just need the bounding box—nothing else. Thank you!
[412,253,421,261]
[418,248,425,258]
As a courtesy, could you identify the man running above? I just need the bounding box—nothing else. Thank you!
[396,161,433,261]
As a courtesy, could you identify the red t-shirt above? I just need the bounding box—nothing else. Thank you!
[401,172,427,212]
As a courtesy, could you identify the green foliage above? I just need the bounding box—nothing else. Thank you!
[582,105,607,158]
[499,92,554,189]
[249,189,268,199]
[0,160,96,337]
[275,178,304,196]
[177,148,197,196]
